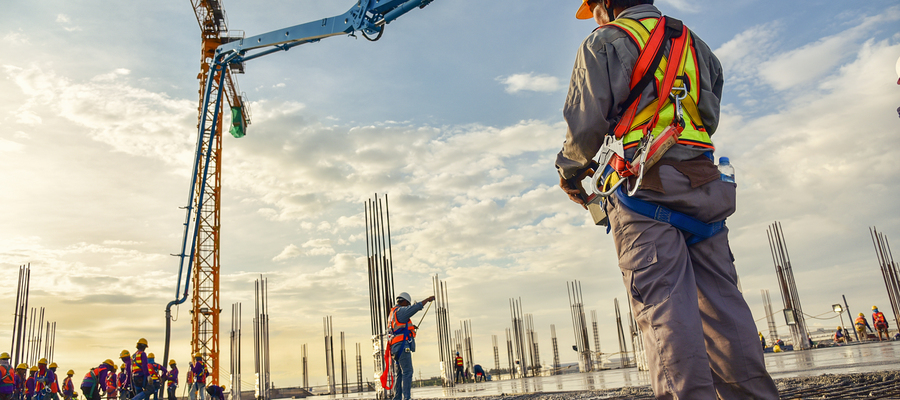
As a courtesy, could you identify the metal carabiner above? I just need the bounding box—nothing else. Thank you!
[670,84,688,126]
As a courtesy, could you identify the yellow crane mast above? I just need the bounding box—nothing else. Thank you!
[188,0,249,385]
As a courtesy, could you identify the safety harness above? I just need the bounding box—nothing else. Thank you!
[581,15,725,245]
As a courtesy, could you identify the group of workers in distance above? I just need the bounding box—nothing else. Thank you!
[0,339,226,400]
[451,352,488,384]
[837,306,894,343]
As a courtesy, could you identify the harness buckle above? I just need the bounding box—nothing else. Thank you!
[670,83,688,127]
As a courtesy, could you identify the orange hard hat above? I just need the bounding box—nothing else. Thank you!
[576,0,593,19]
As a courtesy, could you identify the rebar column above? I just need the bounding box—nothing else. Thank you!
[366,194,396,399]
[768,222,810,349]
[614,298,628,368]
[550,324,560,375]
[871,227,900,331]
[761,289,779,342]
[491,334,500,378]
[567,281,592,372]
[432,275,453,387]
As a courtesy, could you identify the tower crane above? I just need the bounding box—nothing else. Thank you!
[164,0,437,387]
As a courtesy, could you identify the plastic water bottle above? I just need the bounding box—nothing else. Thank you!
[718,157,735,183]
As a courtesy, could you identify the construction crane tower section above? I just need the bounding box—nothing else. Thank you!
[189,0,251,386]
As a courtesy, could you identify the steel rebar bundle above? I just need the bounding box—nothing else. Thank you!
[432,275,454,387]
[301,344,308,390]
[365,194,396,398]
[340,332,347,394]
[253,277,270,400]
[509,298,530,377]
[614,298,629,368]
[504,328,515,379]
[591,310,601,369]
[230,303,241,400]
[871,227,900,330]
[355,343,363,393]
[10,264,31,368]
[323,316,335,394]
[767,222,810,349]
[567,281,592,372]
[491,334,500,377]
[524,314,540,376]
[550,324,560,375]
[461,320,474,381]
[761,289,780,342]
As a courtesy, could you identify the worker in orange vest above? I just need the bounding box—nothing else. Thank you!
[855,313,873,341]
[387,292,434,400]
[0,353,15,400]
[80,361,115,400]
[873,306,890,341]
[61,371,74,400]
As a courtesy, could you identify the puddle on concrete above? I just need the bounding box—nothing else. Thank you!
[320,341,900,399]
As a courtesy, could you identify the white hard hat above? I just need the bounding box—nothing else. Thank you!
[396,292,412,303]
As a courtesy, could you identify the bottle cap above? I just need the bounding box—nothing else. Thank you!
[719,157,730,165]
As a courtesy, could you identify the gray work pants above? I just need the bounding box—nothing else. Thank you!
[607,165,779,400]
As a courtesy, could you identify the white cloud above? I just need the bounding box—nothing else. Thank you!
[2,32,29,45]
[0,139,25,153]
[272,244,301,261]
[56,14,70,23]
[497,73,562,94]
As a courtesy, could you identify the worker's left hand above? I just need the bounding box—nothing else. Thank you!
[559,169,593,210]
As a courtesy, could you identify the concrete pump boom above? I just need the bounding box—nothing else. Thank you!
[163,0,437,383]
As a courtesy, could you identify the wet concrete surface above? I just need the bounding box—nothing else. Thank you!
[323,340,900,399]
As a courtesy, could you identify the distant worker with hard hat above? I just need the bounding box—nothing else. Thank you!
[130,340,150,400]
[187,353,208,400]
[143,354,161,400]
[833,326,848,344]
[117,351,131,400]
[387,292,434,400]
[873,306,890,341]
[555,0,779,398]
[855,313,873,341]
[80,361,115,400]
[203,385,224,400]
[61,371,74,400]
[26,366,37,400]
[163,361,177,400]
[46,362,60,400]
[103,368,116,400]
[453,352,464,384]
[14,364,28,400]
[0,353,15,400]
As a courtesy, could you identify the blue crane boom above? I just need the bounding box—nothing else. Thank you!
[163,0,437,370]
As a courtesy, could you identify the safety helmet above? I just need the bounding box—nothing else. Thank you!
[837,326,842,330]
[221,385,226,391]
[30,366,38,372]
[396,292,412,304]
[193,352,202,358]
[873,306,879,310]
[575,0,593,20]
[49,362,58,369]
[121,364,127,369]
[860,313,865,317]
[169,360,176,365]
[456,351,460,355]
[148,353,155,359]
[0,352,9,360]
[67,370,74,376]
[120,350,131,358]
[137,338,149,346]
[16,363,27,370]
[103,359,116,368]
[38,358,47,365]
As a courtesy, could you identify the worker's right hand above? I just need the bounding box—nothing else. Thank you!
[423,295,436,303]
[559,169,594,210]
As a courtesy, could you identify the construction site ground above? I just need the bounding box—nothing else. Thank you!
[327,340,900,399]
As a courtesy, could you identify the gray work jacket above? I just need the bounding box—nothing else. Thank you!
[555,5,724,180]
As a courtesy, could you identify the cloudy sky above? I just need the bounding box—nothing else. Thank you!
[2,0,900,390]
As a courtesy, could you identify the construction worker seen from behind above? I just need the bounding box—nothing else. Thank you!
[0,353,14,400]
[833,326,847,344]
[144,354,161,400]
[855,313,873,341]
[555,0,779,398]
[26,366,36,400]
[14,364,28,400]
[388,292,435,400]
[873,306,889,341]
[130,340,149,400]
[188,354,208,400]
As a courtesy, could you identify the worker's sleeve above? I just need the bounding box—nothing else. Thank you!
[556,33,635,179]
[394,302,424,323]
[690,33,724,136]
